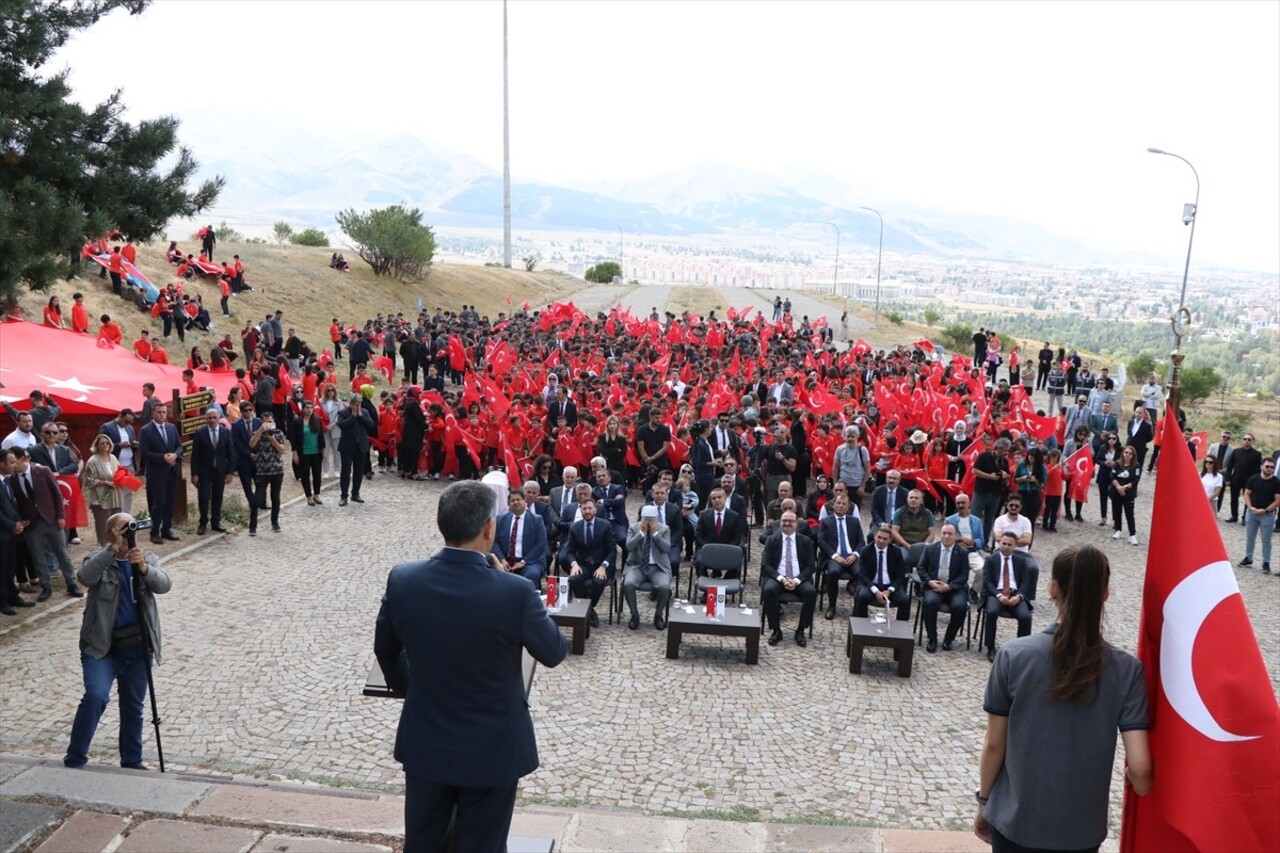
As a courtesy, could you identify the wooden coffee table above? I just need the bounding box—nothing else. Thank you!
[549,597,591,655]
[846,616,914,677]
[666,606,761,664]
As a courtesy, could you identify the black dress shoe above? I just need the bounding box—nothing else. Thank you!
[37,589,51,602]
[987,648,996,663]
[196,525,207,535]
[149,537,163,545]
[13,599,34,608]
[768,628,783,646]
[351,496,365,503]
[926,639,938,653]
[0,607,16,616]
[122,763,150,771]
[941,641,954,652]
[211,525,228,533]
[824,606,836,621]
[66,586,84,597]
[18,585,37,594]
[162,532,180,541]
[339,498,348,507]
[588,608,599,628]
[655,613,667,631]
[795,630,808,648]
[628,614,640,630]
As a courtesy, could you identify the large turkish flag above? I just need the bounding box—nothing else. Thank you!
[1120,411,1280,851]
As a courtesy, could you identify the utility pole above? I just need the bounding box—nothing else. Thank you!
[502,0,512,268]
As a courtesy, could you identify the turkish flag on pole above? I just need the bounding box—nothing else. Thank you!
[1065,445,1095,505]
[1120,410,1280,852]
[56,476,89,528]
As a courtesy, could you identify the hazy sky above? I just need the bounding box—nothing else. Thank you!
[52,0,1280,272]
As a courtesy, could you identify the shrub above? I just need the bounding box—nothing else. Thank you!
[290,228,330,247]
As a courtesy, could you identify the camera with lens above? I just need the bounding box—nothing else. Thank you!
[125,519,152,549]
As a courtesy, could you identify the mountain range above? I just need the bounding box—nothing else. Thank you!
[180,120,1105,262]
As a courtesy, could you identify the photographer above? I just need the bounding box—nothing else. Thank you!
[64,513,171,769]
[249,412,289,536]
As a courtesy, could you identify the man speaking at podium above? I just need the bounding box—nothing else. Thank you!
[375,480,567,852]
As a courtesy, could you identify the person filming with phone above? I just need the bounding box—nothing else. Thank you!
[64,512,171,770]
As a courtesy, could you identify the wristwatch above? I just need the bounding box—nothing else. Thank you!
[975,791,989,806]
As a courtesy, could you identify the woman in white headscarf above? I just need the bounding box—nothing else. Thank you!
[946,420,972,482]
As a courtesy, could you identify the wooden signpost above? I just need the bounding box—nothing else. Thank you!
[169,388,214,524]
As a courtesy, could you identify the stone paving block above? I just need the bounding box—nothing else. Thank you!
[116,819,259,853]
[883,828,989,852]
[0,761,31,785]
[0,766,211,815]
[683,818,767,851]
[509,810,573,842]
[0,799,63,853]
[34,810,129,853]
[251,834,393,853]
[564,812,688,852]
[189,786,403,835]
[764,823,882,852]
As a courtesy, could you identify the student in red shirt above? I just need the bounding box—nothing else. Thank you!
[182,369,199,395]
[329,320,343,361]
[132,330,153,360]
[70,292,90,333]
[42,296,65,328]
[1042,448,1068,532]
[98,314,122,345]
[121,240,137,265]
[148,346,169,365]
[219,276,231,317]
[108,247,125,295]
[232,255,245,292]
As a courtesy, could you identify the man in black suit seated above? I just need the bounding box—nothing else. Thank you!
[374,480,567,853]
[917,523,971,652]
[760,511,817,648]
[871,469,909,529]
[644,482,684,571]
[854,525,910,621]
[694,487,745,580]
[559,497,615,627]
[818,493,864,620]
[981,531,1034,661]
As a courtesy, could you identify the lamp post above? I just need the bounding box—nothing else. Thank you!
[618,226,624,280]
[859,206,883,321]
[1146,147,1199,416]
[501,0,512,269]
[823,222,840,297]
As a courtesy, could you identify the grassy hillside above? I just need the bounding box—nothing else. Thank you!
[22,242,587,377]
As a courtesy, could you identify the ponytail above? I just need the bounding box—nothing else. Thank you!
[1050,545,1110,702]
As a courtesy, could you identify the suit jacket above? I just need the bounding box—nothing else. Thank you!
[139,420,183,474]
[334,407,376,453]
[918,542,970,593]
[640,499,684,544]
[981,550,1036,607]
[1088,412,1117,436]
[760,530,815,585]
[817,513,866,563]
[943,512,986,553]
[690,436,717,485]
[98,420,137,466]
[373,547,566,787]
[695,506,744,549]
[767,382,794,404]
[723,489,748,520]
[558,517,616,575]
[547,398,578,429]
[591,482,628,539]
[557,500,584,540]
[13,463,64,526]
[1211,442,1233,469]
[549,484,572,520]
[0,475,23,542]
[492,510,549,576]
[190,424,234,478]
[1126,418,1154,451]
[710,426,740,460]
[231,417,261,471]
[856,543,908,593]
[29,443,77,475]
[871,485,910,529]
[624,522,672,574]
[528,500,555,541]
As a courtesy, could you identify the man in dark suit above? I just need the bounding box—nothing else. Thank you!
[855,525,909,621]
[1210,431,1234,513]
[0,449,36,613]
[710,412,740,465]
[138,402,183,544]
[335,394,375,506]
[591,467,628,546]
[375,480,566,853]
[190,408,235,535]
[917,524,971,652]
[693,488,745,580]
[689,420,718,511]
[1124,402,1155,470]
[817,493,864,620]
[1224,433,1263,524]
[760,511,817,647]
[643,482,684,570]
[559,497,615,627]
[981,531,1035,661]
[546,386,578,430]
[492,490,549,587]
[870,469,909,529]
[231,401,262,510]
[9,447,82,601]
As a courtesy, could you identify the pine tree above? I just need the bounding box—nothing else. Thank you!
[0,0,222,306]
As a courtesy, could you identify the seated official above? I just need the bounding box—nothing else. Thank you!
[917,524,971,652]
[621,505,672,631]
[644,482,684,570]
[817,493,864,620]
[559,498,615,627]
[855,525,911,621]
[557,483,595,542]
[818,480,863,526]
[719,473,749,523]
[760,511,818,648]
[981,531,1035,662]
[871,469,909,528]
[491,490,549,586]
[694,488,745,578]
[765,480,805,524]
[891,488,935,547]
[591,467,629,546]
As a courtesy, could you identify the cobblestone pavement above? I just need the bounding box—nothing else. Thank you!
[3,450,1276,834]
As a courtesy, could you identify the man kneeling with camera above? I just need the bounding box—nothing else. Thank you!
[64,513,171,770]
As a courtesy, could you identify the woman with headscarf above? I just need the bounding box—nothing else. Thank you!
[946,420,972,483]
[398,387,426,479]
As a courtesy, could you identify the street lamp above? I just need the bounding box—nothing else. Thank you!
[823,222,840,297]
[859,206,883,321]
[1146,147,1199,416]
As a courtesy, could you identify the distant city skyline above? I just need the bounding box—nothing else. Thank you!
[53,1,1279,272]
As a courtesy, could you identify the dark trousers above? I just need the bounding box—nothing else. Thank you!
[1036,363,1051,390]
[853,584,910,620]
[332,339,343,360]
[1228,482,1246,520]
[922,587,969,644]
[404,773,517,853]
[761,578,817,631]
[236,465,257,508]
[984,598,1032,650]
[2,540,21,604]
[1146,445,1160,473]
[991,824,1098,853]
[145,467,177,536]
[340,450,365,499]
[299,454,322,497]
[398,442,422,477]
[160,312,172,338]
[1112,493,1136,535]
[1020,491,1042,531]
[13,539,34,585]
[220,295,229,316]
[405,362,419,384]
[568,570,611,607]
[196,472,226,527]
[64,649,149,769]
[109,271,123,295]
[249,474,282,531]
[823,560,857,611]
[1042,495,1062,530]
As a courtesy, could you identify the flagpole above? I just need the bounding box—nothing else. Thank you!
[1146,148,1199,420]
[859,206,883,322]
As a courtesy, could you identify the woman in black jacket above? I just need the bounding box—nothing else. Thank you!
[398,389,427,479]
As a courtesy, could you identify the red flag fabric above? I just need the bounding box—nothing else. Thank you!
[1120,411,1280,852]
[852,339,872,358]
[112,466,143,492]
[56,476,89,528]
[1065,445,1094,504]
[1189,430,1208,461]
[1021,411,1059,441]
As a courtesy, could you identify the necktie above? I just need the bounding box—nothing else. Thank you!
[585,520,592,547]
[784,536,795,578]
[941,548,950,581]
[24,473,34,501]
[511,515,521,560]
[715,512,722,536]
[211,426,219,445]
[646,532,653,565]
[1002,556,1012,598]
[837,517,848,556]
[887,491,895,519]
[877,549,887,586]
